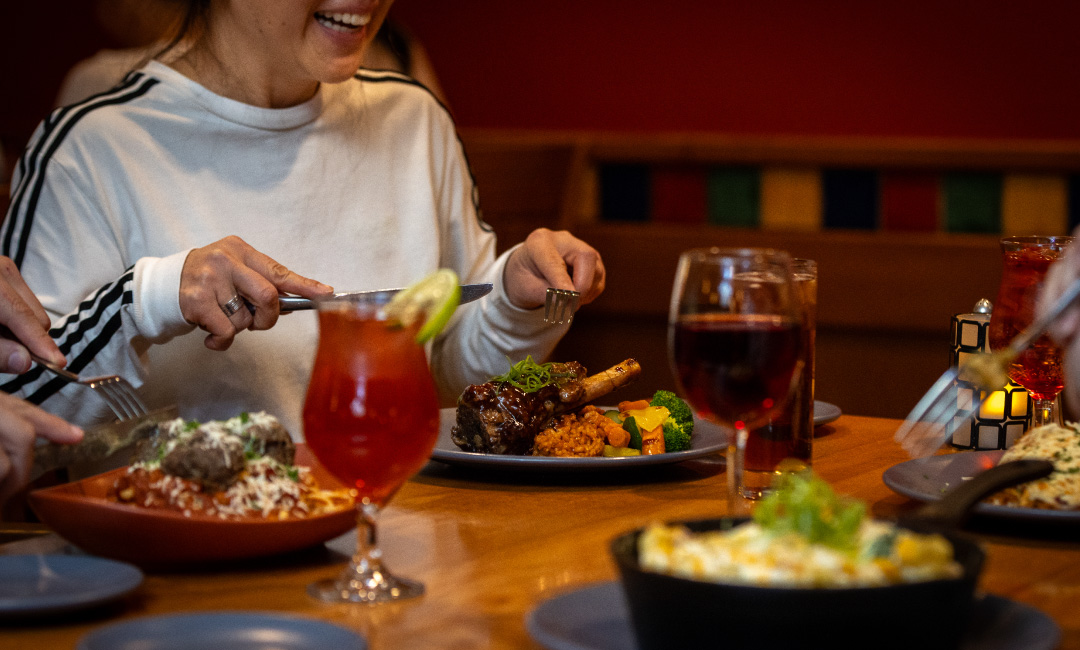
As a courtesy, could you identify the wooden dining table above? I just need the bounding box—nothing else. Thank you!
[2,413,1078,650]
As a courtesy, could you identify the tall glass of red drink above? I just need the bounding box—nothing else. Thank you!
[989,236,1073,430]
[303,292,440,603]
[668,248,803,502]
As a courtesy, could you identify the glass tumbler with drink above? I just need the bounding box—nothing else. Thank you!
[667,248,804,504]
[302,290,444,603]
[989,236,1073,429]
[745,258,817,495]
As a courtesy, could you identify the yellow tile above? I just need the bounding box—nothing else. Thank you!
[760,167,822,231]
[1001,174,1068,236]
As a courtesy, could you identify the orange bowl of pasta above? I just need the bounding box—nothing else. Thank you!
[29,444,357,567]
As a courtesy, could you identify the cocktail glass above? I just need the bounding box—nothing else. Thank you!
[988,236,1074,430]
[302,292,441,603]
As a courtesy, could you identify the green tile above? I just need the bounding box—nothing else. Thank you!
[944,173,1001,233]
[707,167,759,228]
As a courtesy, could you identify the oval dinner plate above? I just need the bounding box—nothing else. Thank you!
[77,612,367,650]
[429,408,727,472]
[430,401,841,471]
[0,555,143,617]
[28,445,356,566]
[883,450,1080,525]
[525,582,1060,650]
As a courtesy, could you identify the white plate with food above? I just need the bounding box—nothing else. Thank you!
[430,408,728,471]
[883,450,1080,524]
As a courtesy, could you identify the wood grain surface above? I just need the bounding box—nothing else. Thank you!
[3,414,1077,650]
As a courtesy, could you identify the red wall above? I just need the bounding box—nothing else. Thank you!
[3,0,1079,163]
[393,0,1080,138]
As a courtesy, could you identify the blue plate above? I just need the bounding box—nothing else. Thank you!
[78,612,367,650]
[526,582,1060,650]
[431,408,727,471]
[813,400,842,426]
[0,554,143,616]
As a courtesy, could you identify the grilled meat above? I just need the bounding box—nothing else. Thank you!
[451,359,641,455]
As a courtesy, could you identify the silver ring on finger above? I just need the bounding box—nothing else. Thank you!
[221,294,245,317]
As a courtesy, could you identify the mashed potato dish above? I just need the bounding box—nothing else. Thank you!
[639,473,962,588]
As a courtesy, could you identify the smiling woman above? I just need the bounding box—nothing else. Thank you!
[1,0,606,441]
[165,0,392,107]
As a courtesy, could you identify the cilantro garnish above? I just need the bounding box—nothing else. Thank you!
[490,356,576,393]
[753,471,866,552]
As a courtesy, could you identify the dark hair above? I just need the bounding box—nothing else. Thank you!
[155,0,211,60]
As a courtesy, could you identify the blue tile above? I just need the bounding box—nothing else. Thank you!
[823,169,878,230]
[600,164,651,222]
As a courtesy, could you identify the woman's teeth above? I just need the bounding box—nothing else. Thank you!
[314,12,371,32]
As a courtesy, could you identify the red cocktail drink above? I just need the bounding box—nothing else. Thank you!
[304,310,439,507]
[989,236,1072,428]
[303,293,441,603]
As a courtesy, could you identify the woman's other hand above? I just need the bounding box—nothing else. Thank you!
[503,228,606,311]
[180,236,334,351]
[0,255,65,373]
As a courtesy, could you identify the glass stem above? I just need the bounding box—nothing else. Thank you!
[348,500,386,589]
[1029,396,1061,429]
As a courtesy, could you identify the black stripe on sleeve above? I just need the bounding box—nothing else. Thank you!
[2,75,159,267]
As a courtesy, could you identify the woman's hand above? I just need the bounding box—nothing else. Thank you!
[0,388,83,505]
[0,255,65,373]
[180,236,334,351]
[503,228,606,311]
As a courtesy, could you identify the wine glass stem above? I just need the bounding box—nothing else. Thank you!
[1030,396,1061,429]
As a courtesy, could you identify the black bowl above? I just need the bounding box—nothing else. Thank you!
[611,518,984,650]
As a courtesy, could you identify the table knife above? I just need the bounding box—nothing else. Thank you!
[30,405,180,481]
[278,282,493,312]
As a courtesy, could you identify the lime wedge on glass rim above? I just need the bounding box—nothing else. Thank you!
[382,269,462,343]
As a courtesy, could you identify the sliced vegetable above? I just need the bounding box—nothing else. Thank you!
[603,445,642,457]
[640,425,666,455]
[623,416,643,450]
[624,405,670,433]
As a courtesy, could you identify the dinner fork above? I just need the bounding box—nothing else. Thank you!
[894,273,1080,458]
[543,288,580,325]
[30,354,149,421]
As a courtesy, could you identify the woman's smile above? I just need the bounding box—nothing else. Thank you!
[314,11,372,32]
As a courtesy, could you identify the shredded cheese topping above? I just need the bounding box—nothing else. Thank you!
[990,422,1080,510]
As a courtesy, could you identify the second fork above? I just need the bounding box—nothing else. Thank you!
[30,354,148,421]
[543,288,580,325]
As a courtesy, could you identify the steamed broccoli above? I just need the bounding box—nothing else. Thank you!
[650,390,694,452]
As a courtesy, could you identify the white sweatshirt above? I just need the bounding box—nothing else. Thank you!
[1,61,564,437]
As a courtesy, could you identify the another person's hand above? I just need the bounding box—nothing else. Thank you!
[503,228,606,311]
[0,255,66,373]
[1039,226,1080,348]
[180,236,334,351]
[0,384,83,504]
[1037,225,1080,418]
